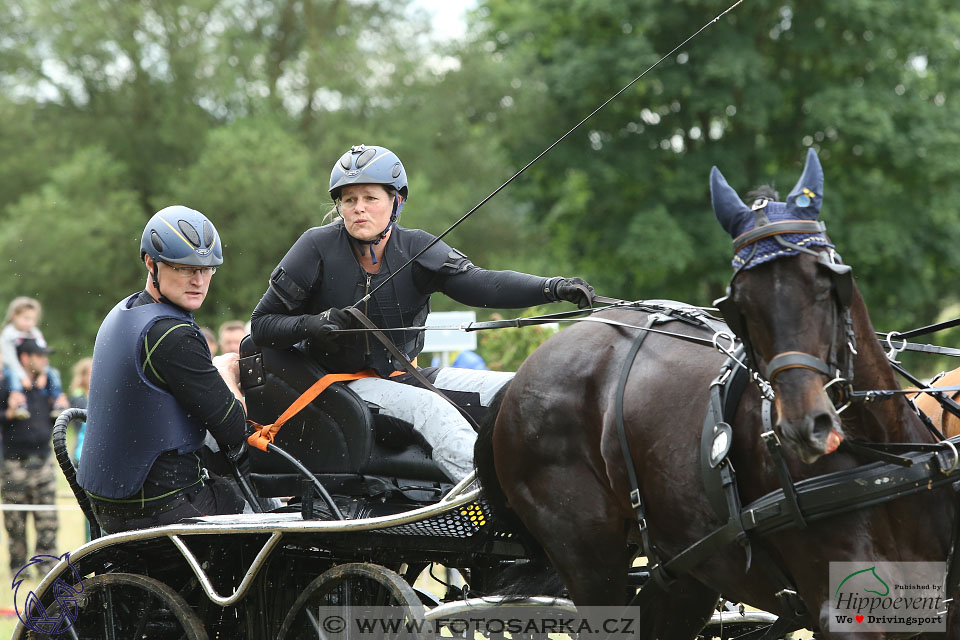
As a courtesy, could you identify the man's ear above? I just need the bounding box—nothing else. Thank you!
[144,254,155,271]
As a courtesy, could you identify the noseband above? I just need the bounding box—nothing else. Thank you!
[715,200,857,405]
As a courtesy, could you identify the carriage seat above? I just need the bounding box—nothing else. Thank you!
[238,336,450,498]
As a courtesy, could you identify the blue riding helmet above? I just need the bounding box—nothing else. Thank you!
[140,206,223,267]
[329,145,408,201]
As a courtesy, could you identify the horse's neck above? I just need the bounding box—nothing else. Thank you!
[847,288,927,443]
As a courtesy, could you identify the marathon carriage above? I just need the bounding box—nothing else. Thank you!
[17,154,960,639]
[13,333,777,639]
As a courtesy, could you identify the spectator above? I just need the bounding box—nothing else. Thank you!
[218,320,246,355]
[68,357,92,461]
[1,338,60,576]
[452,350,487,370]
[1,297,68,414]
[201,326,219,356]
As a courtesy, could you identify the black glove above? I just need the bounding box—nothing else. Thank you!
[553,277,596,309]
[302,307,353,344]
[226,442,250,476]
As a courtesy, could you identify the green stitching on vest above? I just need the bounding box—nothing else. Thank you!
[87,478,202,505]
[142,322,193,383]
[218,397,236,424]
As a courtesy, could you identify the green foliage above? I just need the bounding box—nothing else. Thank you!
[476,308,559,372]
[476,0,960,329]
[0,147,143,364]
[161,118,322,325]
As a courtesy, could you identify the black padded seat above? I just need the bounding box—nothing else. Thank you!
[239,336,449,497]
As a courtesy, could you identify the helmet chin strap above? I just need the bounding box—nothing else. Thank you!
[149,260,176,307]
[352,194,404,265]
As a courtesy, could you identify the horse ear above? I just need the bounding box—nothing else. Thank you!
[711,166,752,238]
[784,148,824,220]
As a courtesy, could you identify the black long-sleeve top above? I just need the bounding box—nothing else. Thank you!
[132,291,246,495]
[251,222,561,375]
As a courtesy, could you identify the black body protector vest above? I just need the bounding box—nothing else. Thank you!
[78,294,207,499]
[271,222,470,376]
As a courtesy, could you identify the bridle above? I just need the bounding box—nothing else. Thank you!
[714,199,857,409]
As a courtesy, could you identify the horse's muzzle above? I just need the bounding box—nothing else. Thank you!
[779,406,845,464]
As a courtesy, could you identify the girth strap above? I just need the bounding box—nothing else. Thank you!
[614,313,669,585]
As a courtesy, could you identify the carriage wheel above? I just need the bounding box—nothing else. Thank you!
[27,572,207,640]
[278,563,428,640]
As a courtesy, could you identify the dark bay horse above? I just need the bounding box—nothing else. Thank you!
[476,149,959,637]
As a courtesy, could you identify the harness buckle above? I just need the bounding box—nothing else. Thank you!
[937,440,959,475]
[630,489,643,509]
[885,331,908,362]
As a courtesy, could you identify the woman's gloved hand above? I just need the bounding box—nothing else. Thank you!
[552,277,596,309]
[303,308,354,345]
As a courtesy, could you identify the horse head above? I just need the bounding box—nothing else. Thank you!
[712,149,854,463]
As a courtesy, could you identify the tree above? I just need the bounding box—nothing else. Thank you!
[472,0,960,333]
[0,147,143,363]
[161,118,322,324]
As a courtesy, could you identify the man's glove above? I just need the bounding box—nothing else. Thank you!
[226,442,250,476]
[552,277,596,309]
[303,307,353,344]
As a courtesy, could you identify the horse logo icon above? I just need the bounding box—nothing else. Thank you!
[834,566,890,598]
[13,553,85,634]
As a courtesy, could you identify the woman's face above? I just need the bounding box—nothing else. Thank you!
[340,184,395,243]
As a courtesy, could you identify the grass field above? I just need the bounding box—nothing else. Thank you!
[0,441,88,638]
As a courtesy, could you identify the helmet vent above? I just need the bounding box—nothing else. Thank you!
[392,162,402,179]
[151,231,164,253]
[339,152,352,171]
[356,148,376,168]
[178,220,201,247]
[202,220,215,246]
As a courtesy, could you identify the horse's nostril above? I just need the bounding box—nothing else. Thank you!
[811,411,841,452]
[812,412,834,440]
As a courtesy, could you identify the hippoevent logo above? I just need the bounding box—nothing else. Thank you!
[13,553,84,635]
[829,562,946,632]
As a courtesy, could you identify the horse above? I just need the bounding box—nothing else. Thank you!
[475,149,960,637]
[915,369,960,438]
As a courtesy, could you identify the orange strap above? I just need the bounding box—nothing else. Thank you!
[246,368,407,451]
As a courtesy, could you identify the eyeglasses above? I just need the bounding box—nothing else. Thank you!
[163,263,217,278]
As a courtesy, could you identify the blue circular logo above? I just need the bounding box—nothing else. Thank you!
[13,553,84,634]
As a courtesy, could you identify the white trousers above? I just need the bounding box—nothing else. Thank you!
[347,368,514,482]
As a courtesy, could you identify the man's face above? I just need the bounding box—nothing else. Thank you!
[146,257,214,311]
[219,328,245,354]
[21,353,48,377]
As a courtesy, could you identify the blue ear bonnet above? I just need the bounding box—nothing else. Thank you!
[711,148,832,270]
[731,201,833,270]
